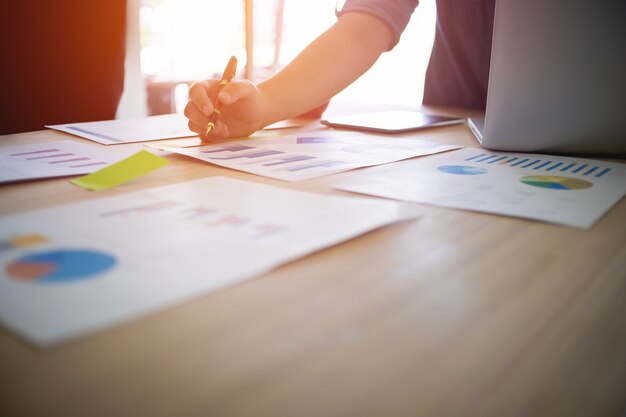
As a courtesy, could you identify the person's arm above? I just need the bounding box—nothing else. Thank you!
[258,12,394,126]
[185,12,394,140]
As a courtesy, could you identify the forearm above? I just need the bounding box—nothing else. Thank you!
[258,12,394,126]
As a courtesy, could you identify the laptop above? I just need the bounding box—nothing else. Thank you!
[470,1,626,154]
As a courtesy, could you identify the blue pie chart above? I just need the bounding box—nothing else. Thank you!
[437,165,488,175]
[5,249,116,284]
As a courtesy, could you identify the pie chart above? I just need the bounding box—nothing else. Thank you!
[5,249,116,283]
[520,175,593,190]
[437,165,488,175]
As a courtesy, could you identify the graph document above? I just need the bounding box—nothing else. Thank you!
[0,141,130,183]
[0,177,418,347]
[150,132,459,181]
[335,148,626,228]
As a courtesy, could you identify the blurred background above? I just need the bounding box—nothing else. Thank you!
[117,0,436,119]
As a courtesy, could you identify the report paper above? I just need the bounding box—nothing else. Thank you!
[149,132,459,181]
[0,177,418,347]
[335,148,626,228]
[0,141,130,184]
[47,114,196,145]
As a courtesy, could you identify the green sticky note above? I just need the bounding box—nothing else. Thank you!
[71,150,168,191]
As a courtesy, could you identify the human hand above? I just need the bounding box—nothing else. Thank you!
[185,79,268,141]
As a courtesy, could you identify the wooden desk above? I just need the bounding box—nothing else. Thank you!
[1,117,625,417]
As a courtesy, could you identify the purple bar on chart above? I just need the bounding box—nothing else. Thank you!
[48,157,90,164]
[207,150,284,160]
[201,145,254,153]
[285,160,346,172]
[184,207,217,219]
[10,149,59,156]
[253,224,288,239]
[66,126,123,143]
[296,137,338,144]
[263,155,315,166]
[26,153,74,160]
[70,161,108,168]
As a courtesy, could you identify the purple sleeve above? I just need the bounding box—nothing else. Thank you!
[335,0,419,50]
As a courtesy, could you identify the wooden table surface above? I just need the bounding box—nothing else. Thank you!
[1,115,625,417]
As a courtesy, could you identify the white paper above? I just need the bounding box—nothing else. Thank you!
[0,140,130,184]
[0,177,418,347]
[335,148,626,229]
[149,132,459,181]
[47,114,196,145]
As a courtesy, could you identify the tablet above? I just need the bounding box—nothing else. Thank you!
[321,110,463,134]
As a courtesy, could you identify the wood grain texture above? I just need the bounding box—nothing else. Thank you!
[0,117,625,417]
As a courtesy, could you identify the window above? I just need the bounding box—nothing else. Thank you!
[125,0,436,117]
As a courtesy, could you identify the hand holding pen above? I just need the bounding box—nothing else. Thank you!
[205,56,238,136]
[185,56,268,142]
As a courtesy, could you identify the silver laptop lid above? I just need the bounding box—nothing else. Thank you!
[481,1,626,153]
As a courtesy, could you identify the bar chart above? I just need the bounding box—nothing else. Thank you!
[0,141,128,183]
[464,152,612,178]
[9,147,108,169]
[152,133,459,181]
[99,199,290,241]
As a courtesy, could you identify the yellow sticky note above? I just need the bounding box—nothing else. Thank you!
[71,150,168,191]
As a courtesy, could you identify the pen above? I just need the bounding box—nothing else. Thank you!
[205,56,238,136]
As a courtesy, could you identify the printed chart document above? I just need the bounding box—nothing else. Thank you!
[149,132,459,181]
[0,177,419,347]
[47,114,195,145]
[0,141,130,184]
[335,148,626,228]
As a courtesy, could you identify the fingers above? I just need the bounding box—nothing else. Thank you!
[216,80,254,106]
[185,79,255,140]
[188,80,216,116]
[188,80,253,113]
[185,98,229,142]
